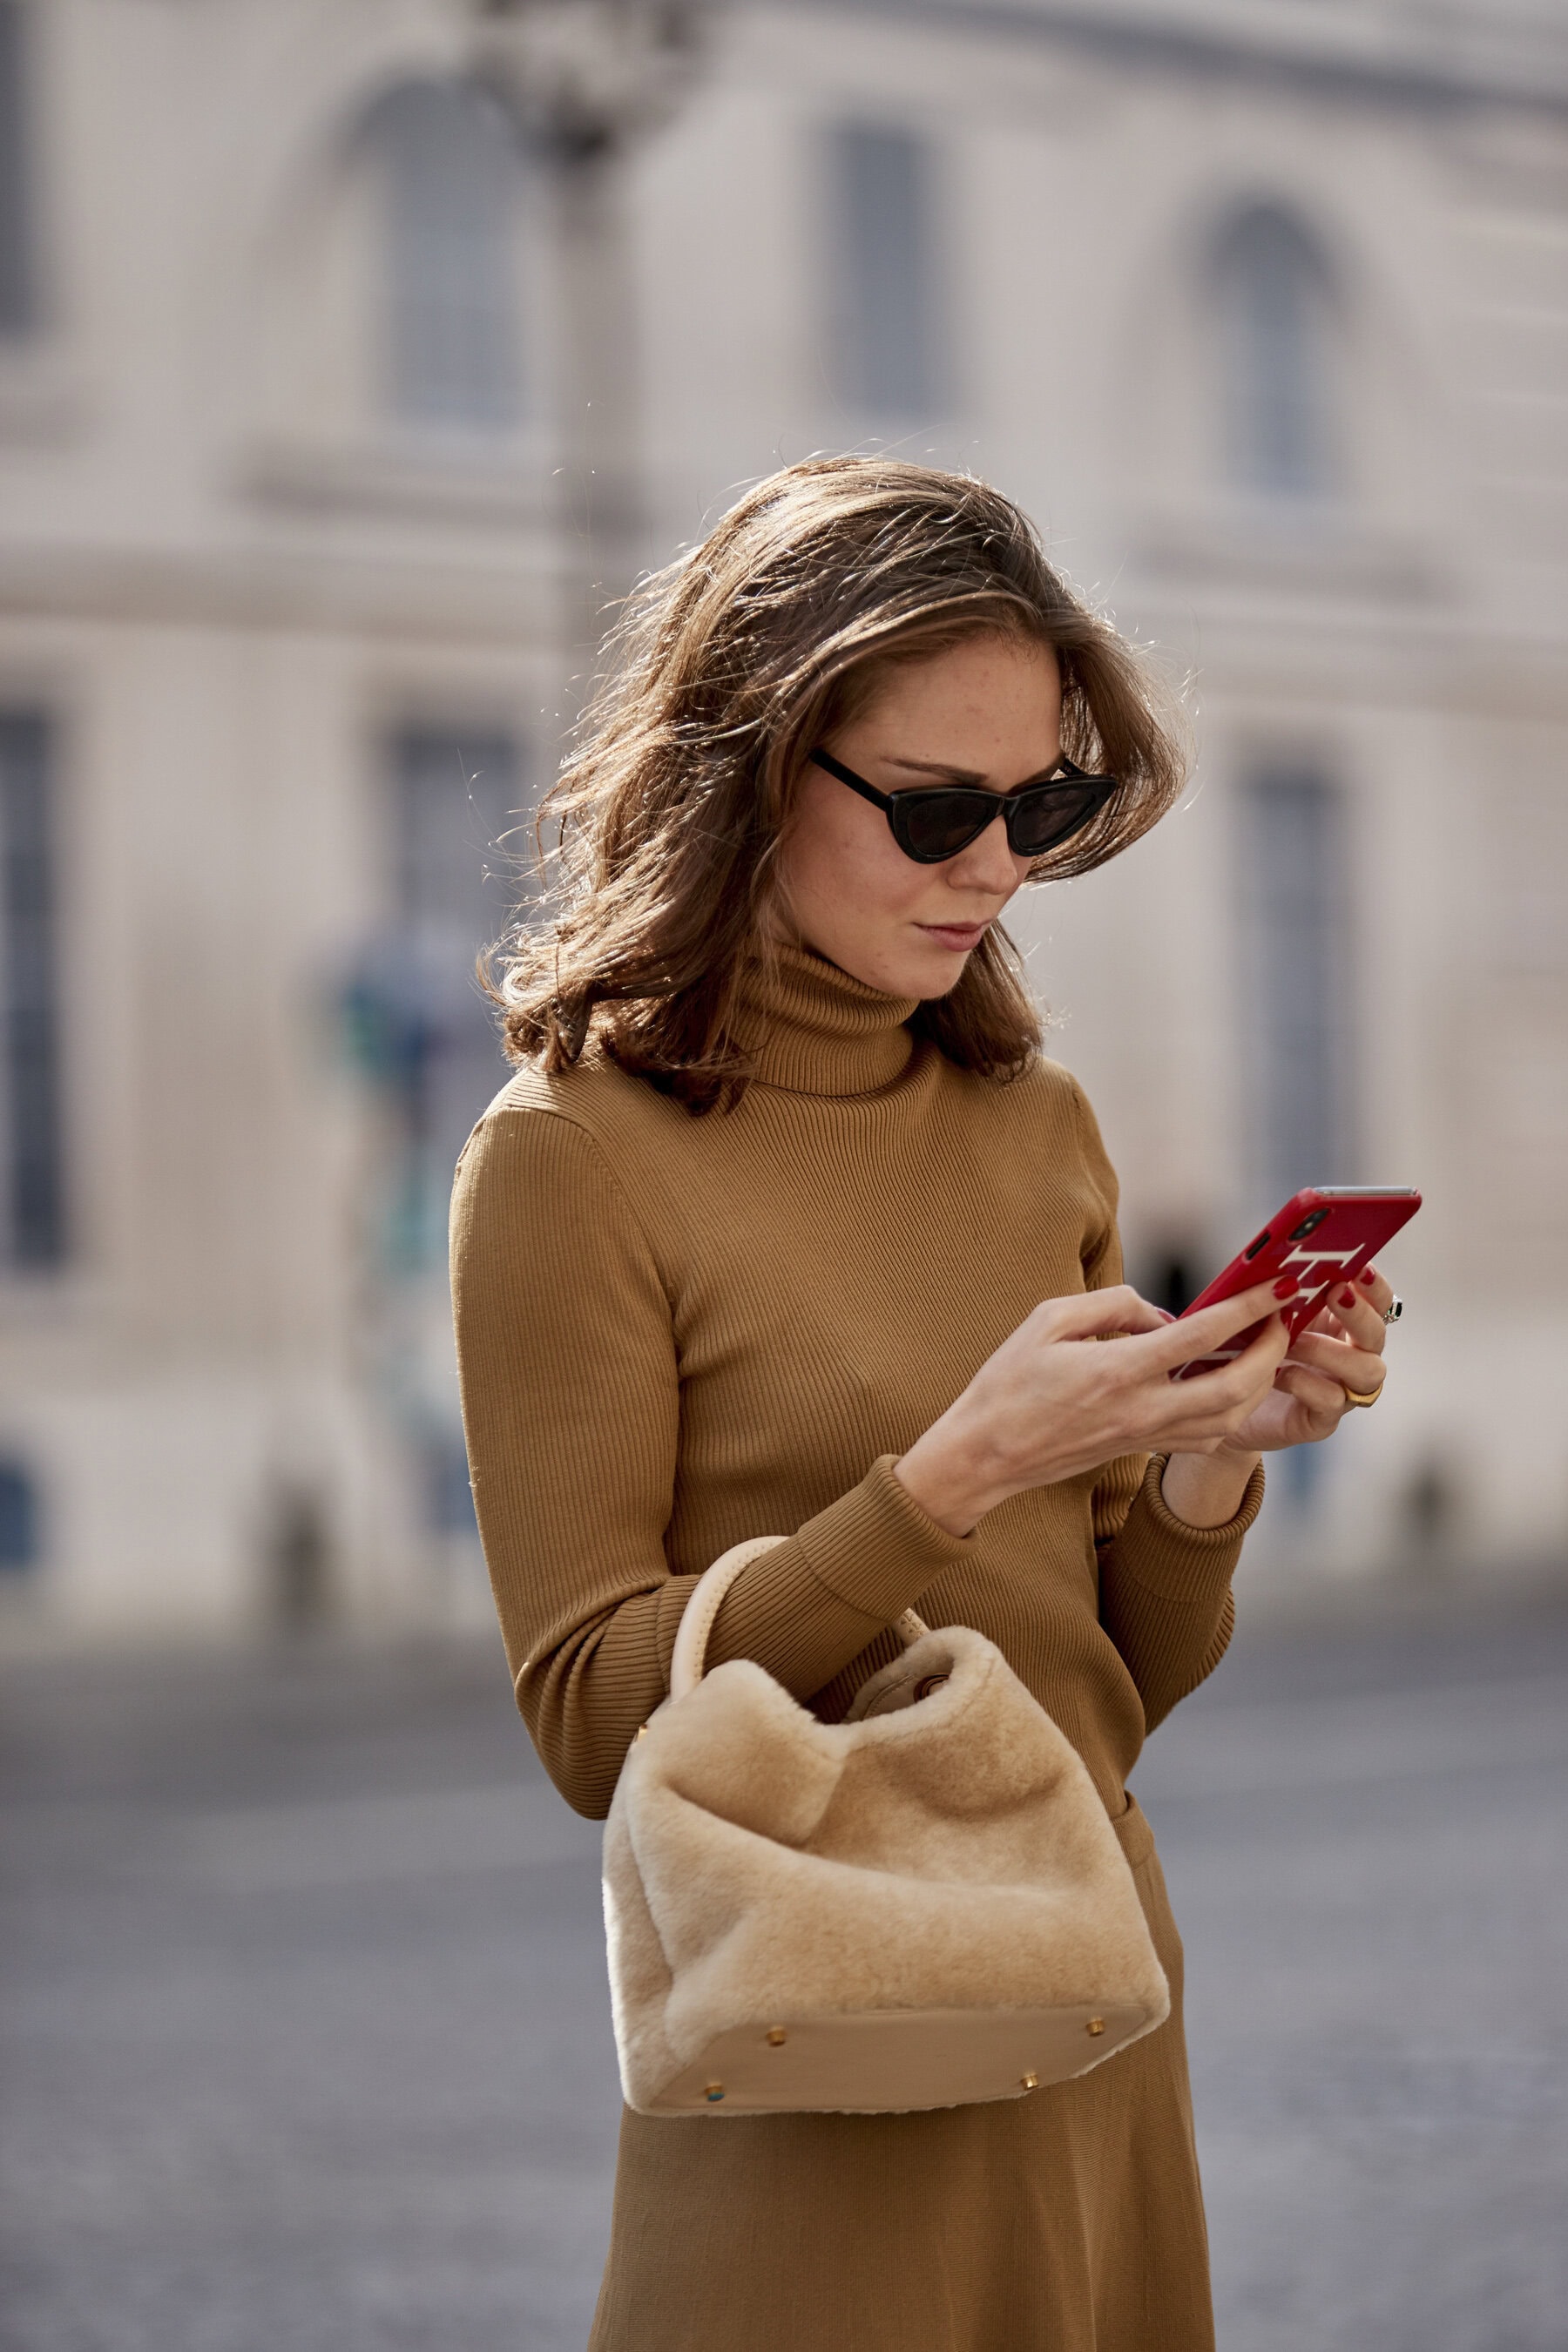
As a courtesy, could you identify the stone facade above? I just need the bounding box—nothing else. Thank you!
[2,0,1565,1635]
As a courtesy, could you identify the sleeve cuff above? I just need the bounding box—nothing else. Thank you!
[1111,1453,1267,1604]
[793,1454,972,1625]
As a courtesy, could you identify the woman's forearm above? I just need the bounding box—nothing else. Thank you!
[1158,1448,1261,1530]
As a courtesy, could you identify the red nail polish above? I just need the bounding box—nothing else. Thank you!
[1273,1274,1299,1299]
[1359,1267,1376,1286]
[1338,1287,1355,1308]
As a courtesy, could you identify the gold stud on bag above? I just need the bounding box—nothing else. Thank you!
[602,1538,1171,2117]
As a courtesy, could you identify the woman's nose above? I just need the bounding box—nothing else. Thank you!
[950,806,1024,892]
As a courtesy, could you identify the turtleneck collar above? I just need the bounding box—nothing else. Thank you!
[734,944,920,1097]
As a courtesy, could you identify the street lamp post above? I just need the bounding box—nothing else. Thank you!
[469,0,714,670]
[341,5,713,1607]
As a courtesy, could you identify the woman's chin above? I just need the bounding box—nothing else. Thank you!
[893,939,974,997]
[808,930,974,998]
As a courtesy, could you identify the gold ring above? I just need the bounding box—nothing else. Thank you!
[1342,1382,1383,1408]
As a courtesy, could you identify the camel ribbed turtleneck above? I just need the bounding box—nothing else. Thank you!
[450,952,1263,1822]
[451,941,1258,2350]
[734,945,919,1095]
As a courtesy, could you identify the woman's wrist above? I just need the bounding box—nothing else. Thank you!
[894,1409,1010,1538]
[1158,1448,1261,1531]
[900,1411,1265,1542]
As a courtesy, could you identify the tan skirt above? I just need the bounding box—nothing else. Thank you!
[587,1801,1213,2352]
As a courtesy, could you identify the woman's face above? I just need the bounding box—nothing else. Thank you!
[772,632,1063,999]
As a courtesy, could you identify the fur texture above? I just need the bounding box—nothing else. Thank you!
[604,1624,1170,2113]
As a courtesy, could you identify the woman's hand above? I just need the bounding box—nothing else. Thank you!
[1211,1260,1395,1458]
[895,1280,1291,1538]
[1159,1261,1395,1528]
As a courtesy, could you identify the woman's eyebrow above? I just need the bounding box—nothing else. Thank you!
[886,756,989,783]
[885,755,1063,790]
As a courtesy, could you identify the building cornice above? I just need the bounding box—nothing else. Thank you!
[0,542,560,646]
[2,539,1565,714]
[782,0,1568,118]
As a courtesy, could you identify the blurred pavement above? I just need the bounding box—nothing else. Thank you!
[3,1598,1565,2352]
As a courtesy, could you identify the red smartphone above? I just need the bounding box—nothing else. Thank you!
[1173,1186,1422,1379]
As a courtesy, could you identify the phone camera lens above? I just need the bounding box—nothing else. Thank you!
[1288,1209,1328,1241]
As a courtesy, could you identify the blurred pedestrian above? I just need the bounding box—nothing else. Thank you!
[450,457,1395,2350]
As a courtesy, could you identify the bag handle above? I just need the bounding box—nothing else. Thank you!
[669,1536,929,1702]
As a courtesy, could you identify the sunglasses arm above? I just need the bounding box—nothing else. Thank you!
[808,747,891,811]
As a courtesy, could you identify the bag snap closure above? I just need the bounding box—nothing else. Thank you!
[913,1674,949,1702]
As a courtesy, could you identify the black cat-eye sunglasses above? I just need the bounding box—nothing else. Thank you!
[808,747,1119,866]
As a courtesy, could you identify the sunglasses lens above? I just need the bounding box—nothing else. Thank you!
[1009,781,1114,857]
[896,793,993,862]
[884,774,1119,862]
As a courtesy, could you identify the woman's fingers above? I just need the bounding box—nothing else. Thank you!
[1144,1279,1285,1375]
[1274,1361,1352,1421]
[1168,1315,1288,1409]
[1287,1328,1387,1397]
[1214,1309,1292,1390]
[1149,1317,1290,1443]
[1037,1284,1171,1342]
[1316,1280,1389,1353]
[1354,1261,1396,1319]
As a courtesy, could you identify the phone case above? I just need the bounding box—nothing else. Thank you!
[1173,1186,1422,1380]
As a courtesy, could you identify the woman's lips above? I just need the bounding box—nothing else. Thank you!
[917,922,989,950]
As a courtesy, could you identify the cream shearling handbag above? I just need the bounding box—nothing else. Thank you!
[603,1537,1170,2117]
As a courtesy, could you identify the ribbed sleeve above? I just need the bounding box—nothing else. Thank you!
[706,1454,971,1695]
[451,1111,679,1816]
[1098,1455,1266,1734]
[452,1108,969,1817]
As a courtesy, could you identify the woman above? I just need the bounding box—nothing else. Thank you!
[450,457,1394,2351]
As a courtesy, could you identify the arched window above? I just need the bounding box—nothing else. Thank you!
[373,80,525,435]
[1212,205,1338,500]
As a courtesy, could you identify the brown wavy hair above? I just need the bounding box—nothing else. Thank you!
[487,456,1187,1113]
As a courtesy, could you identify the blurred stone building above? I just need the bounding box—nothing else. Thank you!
[2,0,1565,1635]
